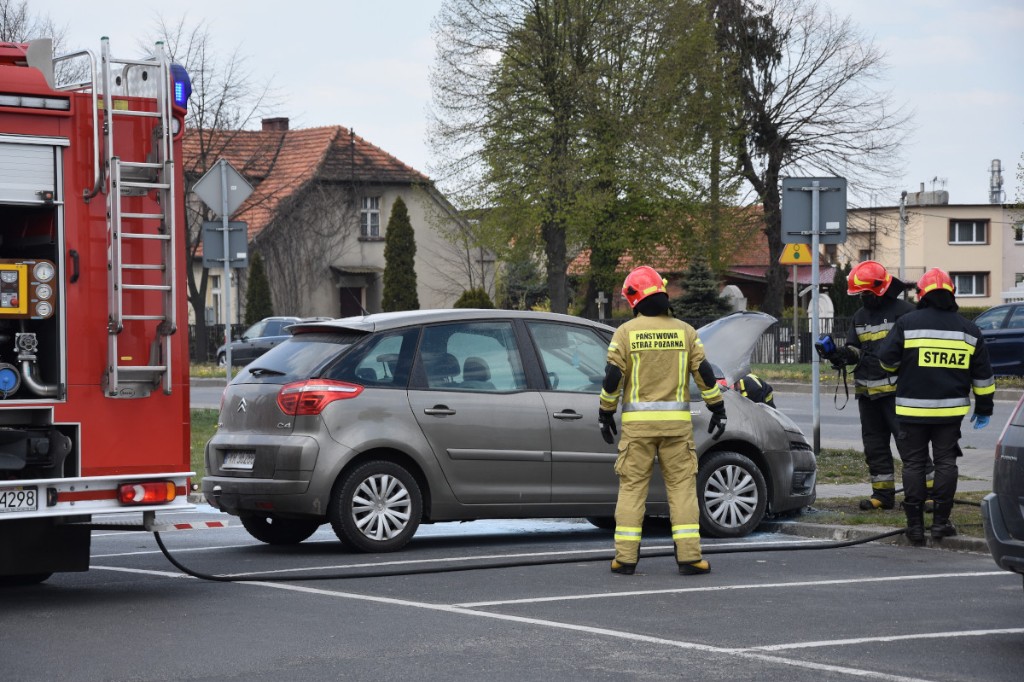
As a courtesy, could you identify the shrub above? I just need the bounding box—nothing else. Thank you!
[453,288,495,308]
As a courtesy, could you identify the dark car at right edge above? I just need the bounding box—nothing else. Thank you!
[982,392,1024,591]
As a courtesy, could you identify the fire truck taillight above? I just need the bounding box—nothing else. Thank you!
[277,379,363,416]
[117,481,177,505]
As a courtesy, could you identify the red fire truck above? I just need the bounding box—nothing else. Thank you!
[0,37,194,585]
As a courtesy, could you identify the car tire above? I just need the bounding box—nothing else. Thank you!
[697,450,767,538]
[585,516,615,530]
[329,460,422,553]
[240,514,321,545]
[217,353,227,368]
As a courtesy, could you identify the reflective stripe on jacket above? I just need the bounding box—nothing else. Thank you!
[876,306,995,423]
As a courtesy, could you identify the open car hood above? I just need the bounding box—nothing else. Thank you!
[697,311,777,386]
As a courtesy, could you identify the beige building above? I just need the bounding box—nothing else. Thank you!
[831,188,1023,307]
[186,118,493,325]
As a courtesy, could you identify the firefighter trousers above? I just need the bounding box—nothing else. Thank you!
[613,433,701,565]
[859,396,934,504]
[895,421,961,514]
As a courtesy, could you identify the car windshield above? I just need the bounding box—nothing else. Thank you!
[235,332,364,383]
[975,307,1009,330]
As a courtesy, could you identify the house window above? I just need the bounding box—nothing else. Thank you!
[948,220,988,244]
[1014,221,1023,243]
[1016,273,1024,286]
[360,197,381,238]
[950,272,986,297]
[858,249,872,262]
[210,274,222,324]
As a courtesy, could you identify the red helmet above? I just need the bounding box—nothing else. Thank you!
[916,268,955,297]
[847,260,892,296]
[621,266,667,309]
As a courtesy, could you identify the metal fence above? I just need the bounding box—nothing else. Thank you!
[189,324,246,363]
[186,316,855,364]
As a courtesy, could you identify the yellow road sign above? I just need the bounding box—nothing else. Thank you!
[779,243,811,265]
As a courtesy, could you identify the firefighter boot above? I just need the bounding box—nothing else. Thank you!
[678,559,711,576]
[859,495,894,511]
[610,560,636,575]
[904,503,925,545]
[931,502,957,540]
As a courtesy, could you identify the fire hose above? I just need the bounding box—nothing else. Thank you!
[154,527,907,583]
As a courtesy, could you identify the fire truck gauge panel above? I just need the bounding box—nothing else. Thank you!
[0,259,56,319]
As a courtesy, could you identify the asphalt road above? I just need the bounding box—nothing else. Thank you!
[3,508,1022,681]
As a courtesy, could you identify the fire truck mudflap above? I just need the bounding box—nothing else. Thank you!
[0,37,195,584]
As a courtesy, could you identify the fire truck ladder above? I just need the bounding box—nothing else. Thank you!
[100,38,178,398]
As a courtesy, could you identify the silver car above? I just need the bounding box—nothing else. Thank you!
[203,310,816,552]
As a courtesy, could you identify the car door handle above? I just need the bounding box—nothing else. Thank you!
[424,406,456,416]
[552,410,583,420]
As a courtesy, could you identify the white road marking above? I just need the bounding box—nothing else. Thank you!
[735,628,1024,652]
[455,571,1010,607]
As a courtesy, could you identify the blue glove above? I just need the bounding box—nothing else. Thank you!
[971,413,990,430]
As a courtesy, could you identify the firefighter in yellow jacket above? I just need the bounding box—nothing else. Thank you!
[599,266,726,575]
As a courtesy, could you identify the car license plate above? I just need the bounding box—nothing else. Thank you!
[222,451,256,471]
[0,485,38,513]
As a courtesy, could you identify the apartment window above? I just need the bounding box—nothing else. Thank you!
[858,249,872,262]
[1016,273,1024,286]
[948,219,988,244]
[1014,221,1023,243]
[950,272,987,297]
[360,197,381,238]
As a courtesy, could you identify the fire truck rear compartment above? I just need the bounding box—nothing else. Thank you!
[0,202,61,402]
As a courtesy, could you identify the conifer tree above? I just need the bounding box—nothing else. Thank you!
[670,256,731,321]
[382,197,419,312]
[244,252,274,324]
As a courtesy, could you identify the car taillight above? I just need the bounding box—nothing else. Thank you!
[118,481,177,505]
[277,379,364,416]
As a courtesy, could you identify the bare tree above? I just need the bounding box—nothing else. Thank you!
[255,180,364,315]
[148,17,278,357]
[711,0,911,317]
[0,0,63,43]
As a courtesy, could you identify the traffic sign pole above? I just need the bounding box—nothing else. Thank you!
[785,179,843,455]
[221,160,233,378]
[193,159,253,382]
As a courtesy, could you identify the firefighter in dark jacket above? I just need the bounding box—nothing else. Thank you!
[833,260,917,510]
[734,373,775,408]
[598,266,726,576]
[877,268,995,544]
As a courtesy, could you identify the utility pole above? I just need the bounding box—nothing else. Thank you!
[898,190,907,282]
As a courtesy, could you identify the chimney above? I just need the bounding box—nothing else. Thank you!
[261,117,289,132]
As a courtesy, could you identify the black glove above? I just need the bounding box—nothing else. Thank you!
[707,402,726,441]
[829,344,859,371]
[598,409,617,444]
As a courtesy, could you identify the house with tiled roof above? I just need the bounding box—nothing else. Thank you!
[185,117,492,324]
[567,219,835,316]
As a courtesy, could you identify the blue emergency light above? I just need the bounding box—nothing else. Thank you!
[170,63,191,107]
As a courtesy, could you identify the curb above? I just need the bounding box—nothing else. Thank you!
[760,519,990,554]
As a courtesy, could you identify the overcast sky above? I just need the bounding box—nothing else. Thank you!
[31,0,1024,206]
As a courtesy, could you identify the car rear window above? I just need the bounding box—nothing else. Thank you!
[233,332,365,384]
